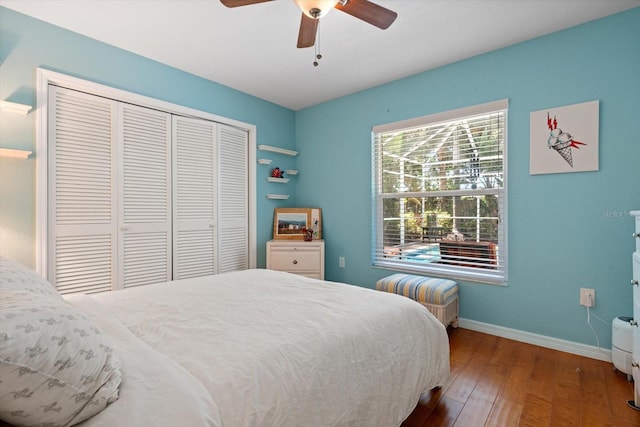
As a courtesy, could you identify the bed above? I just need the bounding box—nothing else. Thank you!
[0,257,449,427]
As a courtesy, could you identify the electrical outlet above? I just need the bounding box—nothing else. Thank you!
[339,256,345,268]
[580,288,595,307]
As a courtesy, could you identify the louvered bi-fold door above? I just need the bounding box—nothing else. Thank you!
[118,104,172,288]
[217,124,249,272]
[172,116,217,279]
[48,86,117,294]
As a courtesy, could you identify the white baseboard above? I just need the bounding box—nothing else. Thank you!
[458,318,612,363]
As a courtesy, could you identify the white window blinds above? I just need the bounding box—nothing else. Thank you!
[372,99,508,284]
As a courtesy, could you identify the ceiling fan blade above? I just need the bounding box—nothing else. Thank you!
[297,13,318,48]
[220,0,273,7]
[335,0,397,30]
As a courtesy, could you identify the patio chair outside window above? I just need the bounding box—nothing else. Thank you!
[422,214,445,241]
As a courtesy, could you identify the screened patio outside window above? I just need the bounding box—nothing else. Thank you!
[372,99,508,284]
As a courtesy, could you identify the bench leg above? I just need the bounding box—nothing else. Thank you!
[451,297,459,328]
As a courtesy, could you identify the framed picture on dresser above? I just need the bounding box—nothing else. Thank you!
[273,208,322,240]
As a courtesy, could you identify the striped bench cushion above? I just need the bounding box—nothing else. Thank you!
[375,274,458,305]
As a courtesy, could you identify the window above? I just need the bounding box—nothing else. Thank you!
[372,100,507,284]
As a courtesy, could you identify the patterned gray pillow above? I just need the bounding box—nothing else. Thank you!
[0,290,122,426]
[0,256,60,298]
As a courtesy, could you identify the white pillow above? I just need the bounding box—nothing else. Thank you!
[0,256,60,298]
[0,290,122,427]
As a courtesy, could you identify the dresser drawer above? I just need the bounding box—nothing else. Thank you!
[266,240,325,280]
[634,365,640,406]
[269,248,321,272]
[629,212,640,407]
[635,214,640,252]
[634,252,640,319]
[634,253,640,363]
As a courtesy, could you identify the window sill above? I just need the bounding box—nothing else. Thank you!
[373,260,507,286]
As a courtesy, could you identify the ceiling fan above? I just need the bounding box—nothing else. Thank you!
[220,0,397,49]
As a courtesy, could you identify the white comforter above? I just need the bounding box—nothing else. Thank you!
[64,295,223,427]
[67,269,449,427]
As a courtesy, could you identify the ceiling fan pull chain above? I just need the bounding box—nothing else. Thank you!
[314,24,322,67]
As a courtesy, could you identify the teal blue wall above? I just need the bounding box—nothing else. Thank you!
[0,7,296,268]
[2,6,639,348]
[295,8,640,348]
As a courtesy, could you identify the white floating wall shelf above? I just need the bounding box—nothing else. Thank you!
[0,148,32,159]
[258,145,298,156]
[258,159,272,165]
[1,101,33,115]
[284,170,298,175]
[266,194,290,200]
[267,177,289,183]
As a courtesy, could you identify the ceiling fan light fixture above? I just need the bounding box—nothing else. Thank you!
[294,0,339,19]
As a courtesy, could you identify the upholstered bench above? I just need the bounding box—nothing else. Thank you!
[376,274,459,328]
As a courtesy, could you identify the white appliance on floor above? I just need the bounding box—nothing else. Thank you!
[612,316,633,380]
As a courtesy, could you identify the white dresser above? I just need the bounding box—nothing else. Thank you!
[266,240,325,280]
[631,211,640,409]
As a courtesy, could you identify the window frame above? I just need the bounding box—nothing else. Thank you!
[371,99,508,285]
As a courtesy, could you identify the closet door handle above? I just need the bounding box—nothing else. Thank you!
[632,280,639,287]
[634,232,640,239]
[292,259,298,265]
[631,320,638,327]
[633,360,640,368]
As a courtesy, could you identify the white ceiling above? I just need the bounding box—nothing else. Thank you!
[2,0,639,110]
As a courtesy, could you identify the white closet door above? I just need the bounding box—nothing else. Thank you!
[217,125,249,272]
[118,104,172,289]
[48,86,117,294]
[172,116,217,279]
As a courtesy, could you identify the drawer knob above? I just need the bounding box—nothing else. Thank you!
[632,280,639,287]
[633,360,640,368]
[292,259,298,265]
[631,320,638,327]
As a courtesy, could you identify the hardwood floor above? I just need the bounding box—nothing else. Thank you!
[402,328,640,427]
